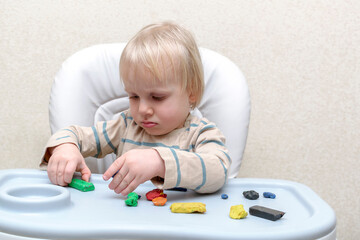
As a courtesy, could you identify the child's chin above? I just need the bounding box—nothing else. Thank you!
[144,128,169,136]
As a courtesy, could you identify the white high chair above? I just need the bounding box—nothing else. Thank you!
[0,44,337,240]
[49,43,251,178]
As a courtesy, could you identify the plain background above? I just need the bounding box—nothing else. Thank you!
[0,1,359,239]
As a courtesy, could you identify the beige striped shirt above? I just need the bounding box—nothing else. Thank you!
[41,110,231,193]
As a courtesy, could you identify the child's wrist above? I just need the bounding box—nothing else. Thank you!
[48,146,56,155]
[152,149,165,178]
[49,143,77,155]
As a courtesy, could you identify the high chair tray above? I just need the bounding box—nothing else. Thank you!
[0,169,336,240]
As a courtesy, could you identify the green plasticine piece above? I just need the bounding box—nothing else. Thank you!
[68,178,95,192]
[125,192,139,207]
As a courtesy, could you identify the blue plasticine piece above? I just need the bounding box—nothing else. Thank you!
[167,187,188,192]
[263,192,276,199]
[221,194,228,199]
[112,170,119,178]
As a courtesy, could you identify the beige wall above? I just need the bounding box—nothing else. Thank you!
[1,0,359,239]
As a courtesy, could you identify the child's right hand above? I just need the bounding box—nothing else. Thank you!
[47,143,91,186]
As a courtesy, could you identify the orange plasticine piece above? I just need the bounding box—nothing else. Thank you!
[152,197,167,206]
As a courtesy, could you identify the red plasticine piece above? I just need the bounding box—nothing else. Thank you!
[146,189,167,201]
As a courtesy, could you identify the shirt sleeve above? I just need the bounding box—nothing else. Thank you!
[40,116,127,167]
[153,123,231,194]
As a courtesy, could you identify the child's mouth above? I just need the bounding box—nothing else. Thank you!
[142,121,158,128]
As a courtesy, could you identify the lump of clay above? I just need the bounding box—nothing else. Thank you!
[170,202,206,213]
[125,192,139,207]
[243,190,259,200]
[263,192,276,199]
[152,197,167,206]
[249,205,285,221]
[146,189,167,201]
[229,204,248,219]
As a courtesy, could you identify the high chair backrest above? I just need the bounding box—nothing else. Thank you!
[49,43,250,178]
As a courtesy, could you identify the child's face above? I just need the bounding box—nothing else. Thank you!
[123,66,192,136]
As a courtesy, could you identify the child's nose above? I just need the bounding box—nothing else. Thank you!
[139,100,153,116]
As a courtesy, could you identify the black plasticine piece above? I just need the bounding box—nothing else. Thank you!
[243,190,259,200]
[249,205,285,221]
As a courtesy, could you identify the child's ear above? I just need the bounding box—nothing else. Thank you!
[189,93,196,106]
[189,94,196,109]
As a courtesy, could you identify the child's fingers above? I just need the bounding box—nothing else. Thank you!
[56,160,68,186]
[63,161,77,184]
[114,172,135,195]
[47,157,56,184]
[80,164,92,182]
[47,167,58,186]
[120,178,139,196]
[103,156,125,181]
[109,164,129,190]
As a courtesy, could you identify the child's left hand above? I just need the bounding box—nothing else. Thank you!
[102,149,165,196]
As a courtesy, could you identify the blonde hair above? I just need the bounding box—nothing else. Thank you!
[120,21,204,107]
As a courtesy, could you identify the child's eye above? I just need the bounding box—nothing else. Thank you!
[129,95,139,100]
[152,96,166,101]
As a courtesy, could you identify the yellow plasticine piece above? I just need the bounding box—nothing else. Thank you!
[170,202,206,213]
[229,204,248,219]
